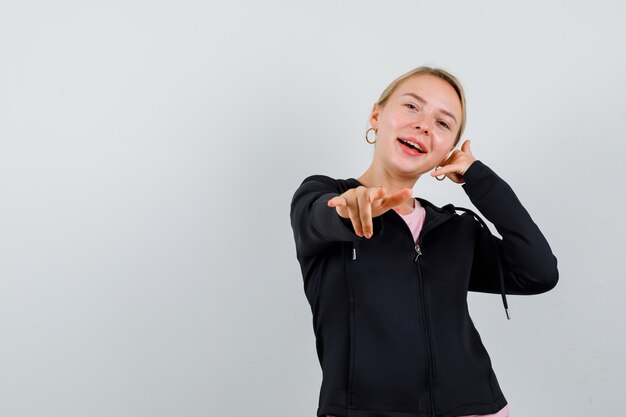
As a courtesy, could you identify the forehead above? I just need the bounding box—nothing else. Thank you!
[392,74,462,116]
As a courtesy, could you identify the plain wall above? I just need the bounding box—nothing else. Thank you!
[1,0,624,416]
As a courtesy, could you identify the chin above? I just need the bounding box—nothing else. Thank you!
[390,162,427,178]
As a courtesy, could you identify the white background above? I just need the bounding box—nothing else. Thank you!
[1,1,624,416]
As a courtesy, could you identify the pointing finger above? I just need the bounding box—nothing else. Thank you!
[328,196,347,208]
[380,188,413,210]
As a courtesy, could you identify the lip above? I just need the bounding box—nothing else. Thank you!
[397,137,428,153]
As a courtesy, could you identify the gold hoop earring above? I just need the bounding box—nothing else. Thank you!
[434,166,446,181]
[365,127,376,144]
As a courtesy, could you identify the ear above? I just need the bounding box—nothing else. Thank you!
[369,103,381,130]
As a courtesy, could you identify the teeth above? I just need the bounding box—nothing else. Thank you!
[399,139,424,153]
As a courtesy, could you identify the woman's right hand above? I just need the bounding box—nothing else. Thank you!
[327,186,413,239]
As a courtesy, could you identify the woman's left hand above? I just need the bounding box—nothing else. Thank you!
[430,139,477,184]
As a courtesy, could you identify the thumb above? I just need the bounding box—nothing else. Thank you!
[462,139,472,154]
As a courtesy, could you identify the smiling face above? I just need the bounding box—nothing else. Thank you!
[369,73,463,179]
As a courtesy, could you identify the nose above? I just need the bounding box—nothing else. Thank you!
[414,117,431,134]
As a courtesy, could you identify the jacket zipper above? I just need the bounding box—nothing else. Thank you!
[414,242,437,416]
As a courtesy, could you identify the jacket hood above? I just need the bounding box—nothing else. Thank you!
[419,197,510,320]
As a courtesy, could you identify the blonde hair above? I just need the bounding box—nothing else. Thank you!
[373,66,467,148]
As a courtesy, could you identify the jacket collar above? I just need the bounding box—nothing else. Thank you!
[415,197,457,239]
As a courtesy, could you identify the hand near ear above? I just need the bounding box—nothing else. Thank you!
[430,140,477,184]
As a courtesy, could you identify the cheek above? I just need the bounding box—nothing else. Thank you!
[432,136,454,156]
[382,112,410,131]
[436,128,456,145]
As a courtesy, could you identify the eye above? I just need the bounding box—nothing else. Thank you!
[438,120,450,129]
[404,103,420,111]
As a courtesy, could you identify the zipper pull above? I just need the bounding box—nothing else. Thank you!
[352,247,357,260]
[414,244,422,262]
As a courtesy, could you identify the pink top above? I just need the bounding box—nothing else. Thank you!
[395,199,426,243]
[395,199,510,417]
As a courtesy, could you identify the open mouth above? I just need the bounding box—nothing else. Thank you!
[398,138,426,153]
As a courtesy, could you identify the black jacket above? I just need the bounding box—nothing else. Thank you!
[289,160,559,417]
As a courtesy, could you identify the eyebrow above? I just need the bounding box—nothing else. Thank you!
[401,93,457,123]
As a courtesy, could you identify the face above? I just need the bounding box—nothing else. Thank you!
[369,74,463,179]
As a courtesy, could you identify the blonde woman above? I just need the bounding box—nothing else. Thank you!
[290,66,558,417]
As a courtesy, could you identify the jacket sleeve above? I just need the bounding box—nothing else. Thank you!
[462,160,559,295]
[290,175,384,258]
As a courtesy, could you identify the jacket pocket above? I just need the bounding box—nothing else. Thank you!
[346,242,430,412]
[346,243,357,408]
[471,322,496,394]
[433,316,496,413]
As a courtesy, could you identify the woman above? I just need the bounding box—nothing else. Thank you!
[289,66,558,417]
